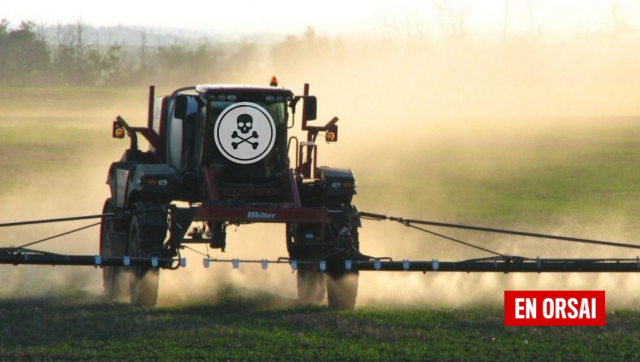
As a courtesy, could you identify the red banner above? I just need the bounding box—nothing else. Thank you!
[504,291,605,326]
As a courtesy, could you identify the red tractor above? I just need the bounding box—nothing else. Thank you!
[101,80,362,309]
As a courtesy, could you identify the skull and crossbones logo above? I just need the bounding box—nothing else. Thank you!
[214,102,275,164]
[231,113,259,150]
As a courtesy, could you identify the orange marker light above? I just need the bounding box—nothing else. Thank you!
[270,76,278,87]
[326,131,335,141]
[115,128,125,138]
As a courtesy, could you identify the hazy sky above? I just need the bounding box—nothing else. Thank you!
[3,0,639,38]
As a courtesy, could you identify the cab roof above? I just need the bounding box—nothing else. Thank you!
[195,84,294,96]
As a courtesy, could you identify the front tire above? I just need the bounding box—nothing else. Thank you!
[100,198,129,302]
[297,263,326,304]
[288,204,361,310]
[288,224,326,304]
[128,202,167,307]
[327,228,359,311]
[327,272,359,310]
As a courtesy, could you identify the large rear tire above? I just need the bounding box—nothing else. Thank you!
[128,203,167,307]
[100,198,129,302]
[327,228,359,311]
[327,272,359,310]
[288,204,361,310]
[297,263,326,304]
[288,224,326,304]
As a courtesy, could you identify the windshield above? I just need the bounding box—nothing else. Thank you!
[201,100,288,180]
[208,101,287,126]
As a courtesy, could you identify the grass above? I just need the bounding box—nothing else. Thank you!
[0,118,113,193]
[1,288,640,361]
[355,118,640,228]
[2,87,640,360]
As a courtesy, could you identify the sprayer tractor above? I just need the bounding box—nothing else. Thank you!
[4,78,640,311]
[102,79,361,309]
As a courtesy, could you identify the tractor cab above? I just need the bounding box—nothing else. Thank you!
[152,85,293,181]
[136,84,295,205]
[111,81,340,205]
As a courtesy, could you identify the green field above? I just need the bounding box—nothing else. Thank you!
[2,87,640,360]
[2,289,639,361]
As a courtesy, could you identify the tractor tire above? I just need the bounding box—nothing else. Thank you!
[297,263,326,304]
[288,203,361,311]
[327,270,359,310]
[128,202,167,307]
[287,224,326,305]
[327,228,360,311]
[100,198,129,302]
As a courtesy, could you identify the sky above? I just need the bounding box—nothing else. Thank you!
[3,0,640,38]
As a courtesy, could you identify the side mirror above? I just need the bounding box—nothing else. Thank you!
[304,96,317,121]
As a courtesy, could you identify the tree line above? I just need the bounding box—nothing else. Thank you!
[0,20,245,86]
[0,20,348,87]
[1,20,138,86]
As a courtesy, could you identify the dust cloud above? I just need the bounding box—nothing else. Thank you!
[2,26,640,309]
